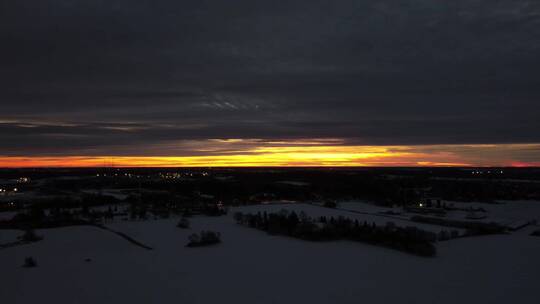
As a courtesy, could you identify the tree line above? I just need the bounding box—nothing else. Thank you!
[234,210,438,257]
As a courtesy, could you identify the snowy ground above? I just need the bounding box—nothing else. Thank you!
[236,203,465,234]
[0,229,22,244]
[447,200,540,225]
[82,189,130,200]
[0,211,17,221]
[341,200,540,228]
[1,202,540,304]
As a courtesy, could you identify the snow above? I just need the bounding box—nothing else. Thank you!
[276,180,310,186]
[0,229,22,244]
[341,200,540,229]
[238,203,464,234]
[89,204,130,213]
[446,200,540,225]
[1,203,540,304]
[339,200,394,213]
[0,211,17,221]
[82,189,129,200]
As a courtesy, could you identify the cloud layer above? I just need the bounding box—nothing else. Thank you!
[1,1,539,163]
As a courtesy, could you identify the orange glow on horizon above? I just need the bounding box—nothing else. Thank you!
[1,142,539,168]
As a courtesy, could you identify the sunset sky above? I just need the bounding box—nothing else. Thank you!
[1,1,540,167]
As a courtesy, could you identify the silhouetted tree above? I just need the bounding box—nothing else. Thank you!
[177,217,190,229]
[186,230,221,247]
[23,257,37,268]
[21,229,43,242]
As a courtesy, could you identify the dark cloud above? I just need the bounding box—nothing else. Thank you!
[1,0,539,156]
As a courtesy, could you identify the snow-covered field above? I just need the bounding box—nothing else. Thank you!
[0,211,17,221]
[0,229,22,244]
[341,200,540,228]
[236,203,465,234]
[448,200,540,225]
[82,189,130,200]
[1,202,540,304]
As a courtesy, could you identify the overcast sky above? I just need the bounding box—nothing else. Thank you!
[1,0,540,158]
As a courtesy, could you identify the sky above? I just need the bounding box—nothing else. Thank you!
[1,1,540,167]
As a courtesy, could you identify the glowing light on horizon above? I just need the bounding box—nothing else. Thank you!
[1,141,539,168]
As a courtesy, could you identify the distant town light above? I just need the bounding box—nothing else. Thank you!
[17,177,30,183]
